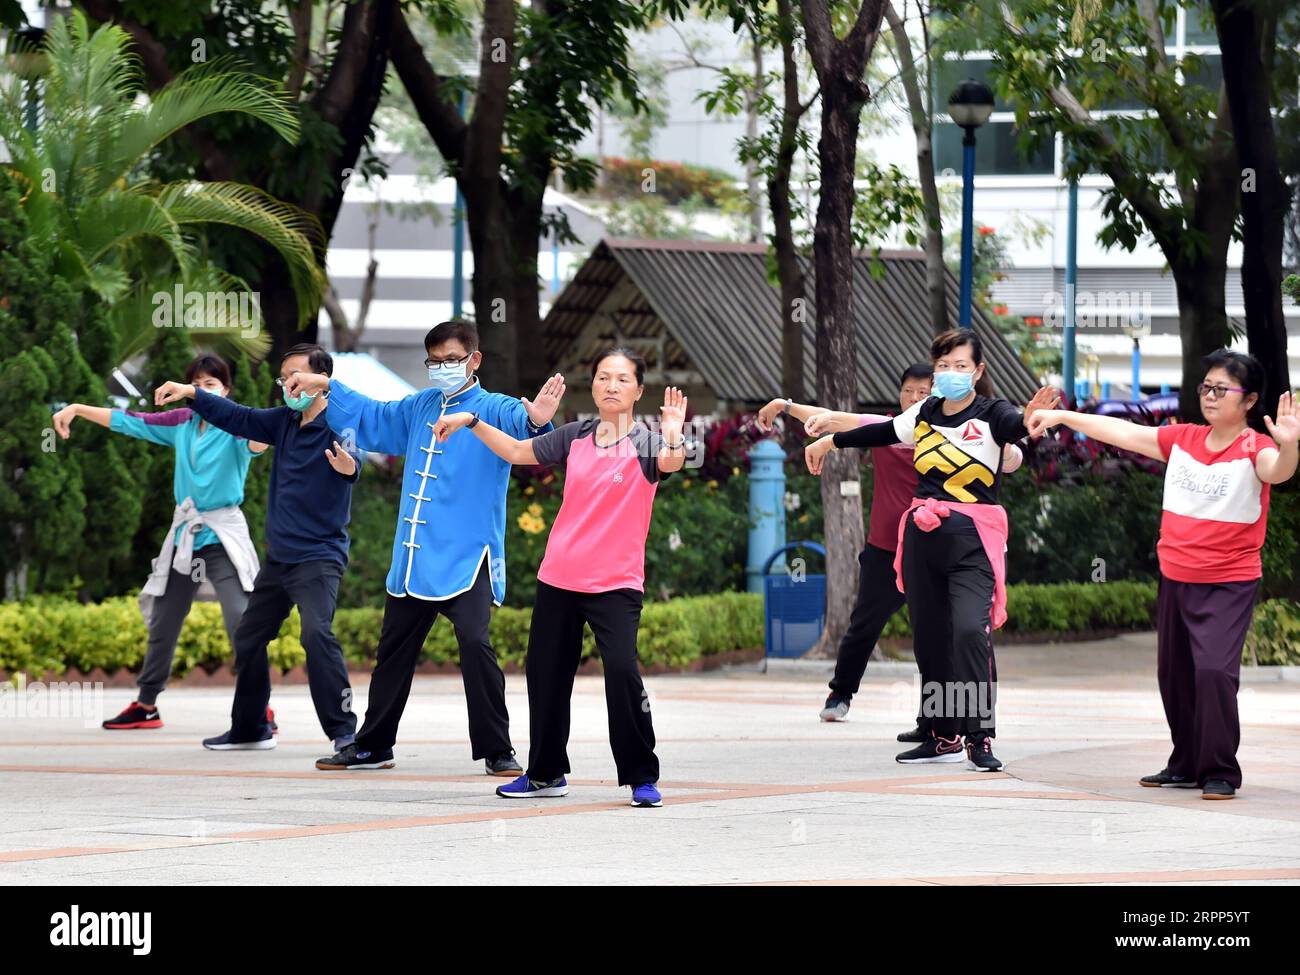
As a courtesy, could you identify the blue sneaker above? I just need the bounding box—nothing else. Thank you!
[631,783,662,807]
[202,729,275,751]
[496,774,568,798]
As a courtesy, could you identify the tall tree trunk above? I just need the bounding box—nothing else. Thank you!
[1212,0,1291,408]
[799,0,886,657]
[885,1,947,332]
[746,25,764,243]
[771,0,807,450]
[1174,258,1233,425]
[507,182,550,394]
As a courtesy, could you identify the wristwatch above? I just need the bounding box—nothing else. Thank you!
[467,412,480,430]
[782,399,793,415]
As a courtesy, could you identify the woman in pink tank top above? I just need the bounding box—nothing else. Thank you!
[435,348,690,808]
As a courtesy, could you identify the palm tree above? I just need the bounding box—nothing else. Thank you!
[0,10,324,361]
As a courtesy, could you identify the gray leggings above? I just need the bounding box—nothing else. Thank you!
[138,543,249,705]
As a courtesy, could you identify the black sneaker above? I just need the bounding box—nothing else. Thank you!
[1139,768,1199,789]
[202,729,275,751]
[485,750,523,777]
[819,694,850,722]
[965,735,1004,772]
[1202,779,1236,800]
[102,702,163,730]
[896,723,927,743]
[896,734,965,764]
[315,743,395,770]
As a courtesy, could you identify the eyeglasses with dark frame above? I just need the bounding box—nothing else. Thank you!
[1197,383,1248,400]
[424,353,473,370]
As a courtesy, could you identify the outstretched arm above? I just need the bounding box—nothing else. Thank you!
[657,386,689,474]
[1028,409,1165,462]
[755,398,826,432]
[435,412,538,466]
[52,404,116,439]
[156,383,284,444]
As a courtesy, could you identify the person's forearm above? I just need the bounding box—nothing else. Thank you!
[819,410,881,433]
[1055,411,1162,460]
[832,419,900,450]
[470,419,537,465]
[783,401,825,424]
[1259,442,1299,484]
[75,405,113,429]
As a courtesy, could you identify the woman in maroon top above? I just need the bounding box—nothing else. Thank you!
[436,348,688,808]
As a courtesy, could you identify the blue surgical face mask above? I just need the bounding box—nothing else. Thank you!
[282,388,315,412]
[932,369,975,400]
[428,362,468,395]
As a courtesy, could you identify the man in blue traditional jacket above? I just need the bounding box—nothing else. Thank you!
[290,320,565,773]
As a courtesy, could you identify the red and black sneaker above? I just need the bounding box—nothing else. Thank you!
[267,707,278,735]
[102,702,163,730]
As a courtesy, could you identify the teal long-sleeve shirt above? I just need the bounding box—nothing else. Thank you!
[111,406,263,551]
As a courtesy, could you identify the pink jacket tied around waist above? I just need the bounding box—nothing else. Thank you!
[891,497,1010,630]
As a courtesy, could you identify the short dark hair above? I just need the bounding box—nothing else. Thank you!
[1202,348,1265,421]
[930,328,993,396]
[282,342,333,376]
[424,320,479,355]
[591,346,646,385]
[899,362,934,387]
[185,353,232,389]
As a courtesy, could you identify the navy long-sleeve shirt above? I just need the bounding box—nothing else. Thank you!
[191,388,361,567]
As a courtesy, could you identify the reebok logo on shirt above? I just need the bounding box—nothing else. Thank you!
[960,421,985,446]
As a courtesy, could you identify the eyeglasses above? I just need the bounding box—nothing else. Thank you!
[424,353,472,370]
[1197,383,1247,400]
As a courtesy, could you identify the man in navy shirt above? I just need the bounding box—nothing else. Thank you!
[155,344,362,751]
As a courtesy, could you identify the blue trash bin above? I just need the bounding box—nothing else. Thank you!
[762,542,827,659]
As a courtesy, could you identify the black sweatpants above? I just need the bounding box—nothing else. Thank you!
[829,543,908,700]
[354,560,512,759]
[228,558,356,743]
[525,581,659,786]
[901,517,997,739]
[1157,575,1258,789]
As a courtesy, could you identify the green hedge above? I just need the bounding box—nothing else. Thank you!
[1245,599,1300,666]
[7,583,1297,679]
[0,592,764,678]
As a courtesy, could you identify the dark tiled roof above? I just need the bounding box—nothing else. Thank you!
[541,238,1040,406]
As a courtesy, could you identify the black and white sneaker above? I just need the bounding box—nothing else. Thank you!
[202,730,276,751]
[1139,768,1199,789]
[819,694,850,722]
[315,743,395,770]
[965,735,1004,772]
[485,751,524,777]
[896,734,965,764]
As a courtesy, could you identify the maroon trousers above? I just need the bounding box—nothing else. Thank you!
[1156,575,1259,789]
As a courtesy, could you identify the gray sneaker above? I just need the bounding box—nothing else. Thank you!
[485,751,524,777]
[819,695,850,722]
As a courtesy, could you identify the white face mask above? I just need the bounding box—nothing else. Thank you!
[427,362,468,394]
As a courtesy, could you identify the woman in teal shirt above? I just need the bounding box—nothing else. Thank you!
[53,354,268,729]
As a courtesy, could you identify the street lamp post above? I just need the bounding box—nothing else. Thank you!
[5,25,49,132]
[947,79,995,330]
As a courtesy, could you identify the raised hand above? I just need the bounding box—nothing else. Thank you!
[287,371,330,398]
[1024,386,1061,425]
[804,411,835,437]
[154,381,195,406]
[1263,391,1299,446]
[805,435,835,475]
[660,386,688,441]
[522,373,566,427]
[324,440,357,476]
[433,411,476,442]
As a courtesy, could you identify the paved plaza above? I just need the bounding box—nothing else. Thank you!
[3,633,1299,886]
